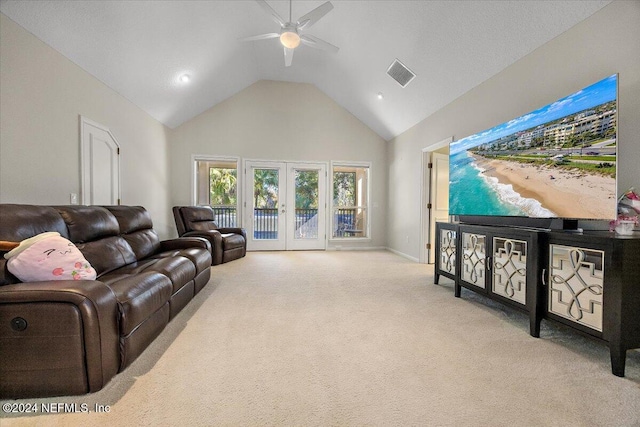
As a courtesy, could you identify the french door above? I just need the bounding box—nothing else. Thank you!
[245,161,326,251]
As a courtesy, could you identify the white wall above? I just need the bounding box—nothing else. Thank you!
[169,80,388,248]
[387,1,640,260]
[0,13,174,238]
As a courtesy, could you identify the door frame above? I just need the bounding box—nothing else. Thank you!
[79,115,121,205]
[419,136,452,264]
[244,159,328,251]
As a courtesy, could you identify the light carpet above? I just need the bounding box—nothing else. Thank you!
[1,250,639,426]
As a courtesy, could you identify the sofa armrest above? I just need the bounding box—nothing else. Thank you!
[218,227,247,241]
[0,280,120,398]
[160,236,212,253]
[181,231,223,265]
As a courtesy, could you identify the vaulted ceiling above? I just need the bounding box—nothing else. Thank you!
[0,0,611,141]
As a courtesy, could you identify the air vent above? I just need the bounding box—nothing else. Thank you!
[386,59,416,88]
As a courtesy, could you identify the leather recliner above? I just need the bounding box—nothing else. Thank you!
[173,206,247,265]
[0,204,212,399]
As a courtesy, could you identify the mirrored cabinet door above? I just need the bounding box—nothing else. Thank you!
[548,244,604,332]
[461,232,486,289]
[492,237,527,305]
[439,228,457,276]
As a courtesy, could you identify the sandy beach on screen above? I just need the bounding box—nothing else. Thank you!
[470,153,616,219]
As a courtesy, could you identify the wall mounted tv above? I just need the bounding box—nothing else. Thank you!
[449,74,617,228]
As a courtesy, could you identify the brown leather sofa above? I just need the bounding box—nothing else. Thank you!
[173,206,247,265]
[0,204,212,399]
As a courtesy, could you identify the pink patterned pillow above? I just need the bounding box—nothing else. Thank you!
[4,232,97,282]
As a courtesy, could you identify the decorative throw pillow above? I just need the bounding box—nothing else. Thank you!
[4,232,97,282]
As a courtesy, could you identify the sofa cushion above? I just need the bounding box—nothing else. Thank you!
[104,206,161,260]
[55,206,119,243]
[152,248,211,276]
[0,204,69,242]
[75,236,137,277]
[221,233,245,250]
[104,271,172,336]
[111,257,196,294]
[180,207,218,231]
[105,206,153,234]
[122,229,161,261]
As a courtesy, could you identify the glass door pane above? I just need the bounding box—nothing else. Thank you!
[253,168,279,240]
[294,169,319,239]
[286,163,327,250]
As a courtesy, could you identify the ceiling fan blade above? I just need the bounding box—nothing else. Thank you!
[255,0,285,27]
[284,47,294,67]
[297,1,333,30]
[300,34,339,53]
[240,33,280,42]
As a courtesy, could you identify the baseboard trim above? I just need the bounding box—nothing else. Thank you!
[326,246,387,252]
[385,247,419,263]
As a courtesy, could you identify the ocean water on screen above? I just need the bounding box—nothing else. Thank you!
[448,151,555,217]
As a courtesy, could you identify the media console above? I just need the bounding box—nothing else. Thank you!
[434,221,640,377]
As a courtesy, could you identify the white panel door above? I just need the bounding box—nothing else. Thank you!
[429,152,449,263]
[80,116,120,205]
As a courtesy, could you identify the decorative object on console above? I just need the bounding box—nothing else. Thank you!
[610,187,639,235]
[618,187,640,214]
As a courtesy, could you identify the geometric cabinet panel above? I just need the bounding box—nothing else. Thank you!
[548,245,604,332]
[461,232,486,289]
[438,228,457,275]
[492,237,527,305]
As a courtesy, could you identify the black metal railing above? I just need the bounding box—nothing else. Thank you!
[294,208,318,238]
[334,208,360,237]
[211,206,236,228]
[212,206,363,239]
[254,208,278,239]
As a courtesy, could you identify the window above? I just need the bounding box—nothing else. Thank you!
[331,163,370,238]
[194,157,239,227]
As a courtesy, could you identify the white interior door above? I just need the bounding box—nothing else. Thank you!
[245,161,326,251]
[429,152,450,263]
[80,116,120,205]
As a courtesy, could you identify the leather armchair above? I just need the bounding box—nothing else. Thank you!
[173,206,247,265]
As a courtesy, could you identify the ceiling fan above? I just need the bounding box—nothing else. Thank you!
[242,0,339,67]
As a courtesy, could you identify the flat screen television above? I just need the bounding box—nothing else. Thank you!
[449,74,618,229]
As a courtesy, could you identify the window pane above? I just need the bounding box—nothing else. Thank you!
[196,159,238,227]
[333,172,356,207]
[332,165,369,238]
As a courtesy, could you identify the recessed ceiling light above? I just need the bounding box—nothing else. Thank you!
[179,74,191,83]
[377,92,384,100]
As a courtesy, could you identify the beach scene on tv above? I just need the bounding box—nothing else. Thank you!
[449,74,617,220]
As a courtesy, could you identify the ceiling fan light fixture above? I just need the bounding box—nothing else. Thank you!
[280,30,300,49]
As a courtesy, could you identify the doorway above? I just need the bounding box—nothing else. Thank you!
[420,137,452,264]
[244,161,327,251]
